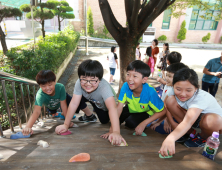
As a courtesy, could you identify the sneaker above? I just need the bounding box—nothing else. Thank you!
[184,133,206,147]
[78,114,97,122]
[176,134,190,143]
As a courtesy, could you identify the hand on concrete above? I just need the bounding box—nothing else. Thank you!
[22,127,33,136]
[55,124,68,134]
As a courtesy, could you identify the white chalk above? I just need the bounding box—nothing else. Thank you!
[36,122,45,128]
[44,119,53,123]
[0,154,3,159]
[72,123,79,128]
[37,140,49,148]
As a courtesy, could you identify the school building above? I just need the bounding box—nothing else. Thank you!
[69,0,222,44]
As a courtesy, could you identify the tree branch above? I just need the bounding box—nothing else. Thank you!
[125,0,134,24]
[139,0,173,32]
[98,0,123,43]
[130,0,141,27]
[138,0,159,23]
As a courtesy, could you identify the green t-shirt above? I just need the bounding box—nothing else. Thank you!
[35,83,66,110]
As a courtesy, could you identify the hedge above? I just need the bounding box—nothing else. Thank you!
[1,24,80,80]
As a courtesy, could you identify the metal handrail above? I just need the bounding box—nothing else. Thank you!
[0,71,46,138]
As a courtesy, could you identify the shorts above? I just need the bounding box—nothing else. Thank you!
[110,68,116,76]
[192,113,204,128]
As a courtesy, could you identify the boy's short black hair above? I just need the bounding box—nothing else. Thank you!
[111,46,116,52]
[166,63,188,74]
[36,70,56,85]
[127,60,151,78]
[167,51,182,64]
[78,59,103,80]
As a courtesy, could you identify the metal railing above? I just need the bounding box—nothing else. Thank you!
[0,71,46,138]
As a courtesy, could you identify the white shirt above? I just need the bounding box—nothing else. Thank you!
[161,85,174,101]
[176,89,222,117]
[108,52,118,68]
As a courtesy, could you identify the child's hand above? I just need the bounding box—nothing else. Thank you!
[55,124,68,134]
[108,132,126,146]
[164,119,171,133]
[150,121,161,130]
[100,132,111,139]
[135,122,146,135]
[159,137,175,157]
[22,127,33,136]
[157,77,161,82]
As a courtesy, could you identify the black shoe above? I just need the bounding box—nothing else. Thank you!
[78,114,97,122]
[184,133,206,147]
[176,134,190,143]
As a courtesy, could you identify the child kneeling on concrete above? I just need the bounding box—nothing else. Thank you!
[55,59,126,145]
[103,60,166,137]
[159,68,222,157]
[22,70,82,135]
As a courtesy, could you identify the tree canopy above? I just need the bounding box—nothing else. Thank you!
[51,0,75,31]
[170,0,222,20]
[20,0,56,37]
[0,7,22,54]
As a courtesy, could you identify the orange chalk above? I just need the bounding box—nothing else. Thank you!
[69,153,90,162]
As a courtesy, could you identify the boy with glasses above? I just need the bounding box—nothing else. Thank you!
[55,59,126,145]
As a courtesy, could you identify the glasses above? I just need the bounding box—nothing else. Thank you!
[80,79,99,85]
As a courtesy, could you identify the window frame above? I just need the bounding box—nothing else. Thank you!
[189,1,219,30]
[161,9,172,29]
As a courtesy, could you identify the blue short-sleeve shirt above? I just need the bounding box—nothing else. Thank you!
[202,57,222,84]
[118,82,164,116]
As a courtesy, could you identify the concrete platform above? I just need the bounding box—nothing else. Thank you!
[0,116,222,170]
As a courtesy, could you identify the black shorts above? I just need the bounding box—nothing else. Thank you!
[192,113,204,128]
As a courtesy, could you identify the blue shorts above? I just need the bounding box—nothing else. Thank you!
[110,68,116,75]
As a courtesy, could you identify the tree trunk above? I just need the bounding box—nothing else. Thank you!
[118,36,137,95]
[58,15,61,31]
[42,20,45,38]
[0,25,8,54]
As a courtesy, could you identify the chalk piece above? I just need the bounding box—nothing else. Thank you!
[111,140,128,146]
[159,151,173,159]
[10,132,30,139]
[72,123,79,128]
[0,154,3,160]
[133,132,147,136]
[44,119,54,123]
[36,122,45,128]
[37,140,49,148]
[69,153,90,162]
[60,130,72,135]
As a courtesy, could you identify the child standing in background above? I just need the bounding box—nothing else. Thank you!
[107,46,118,84]
[146,47,155,78]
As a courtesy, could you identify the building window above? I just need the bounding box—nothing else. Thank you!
[162,9,172,29]
[189,0,219,30]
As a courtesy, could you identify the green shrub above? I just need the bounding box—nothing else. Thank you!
[87,6,94,36]
[3,24,80,80]
[158,35,167,41]
[91,24,113,40]
[202,33,211,43]
[177,20,187,42]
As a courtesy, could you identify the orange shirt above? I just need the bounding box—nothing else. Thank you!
[151,46,159,65]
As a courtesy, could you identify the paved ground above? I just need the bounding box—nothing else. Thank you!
[1,47,222,169]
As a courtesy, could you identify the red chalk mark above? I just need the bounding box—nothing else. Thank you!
[60,130,72,135]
